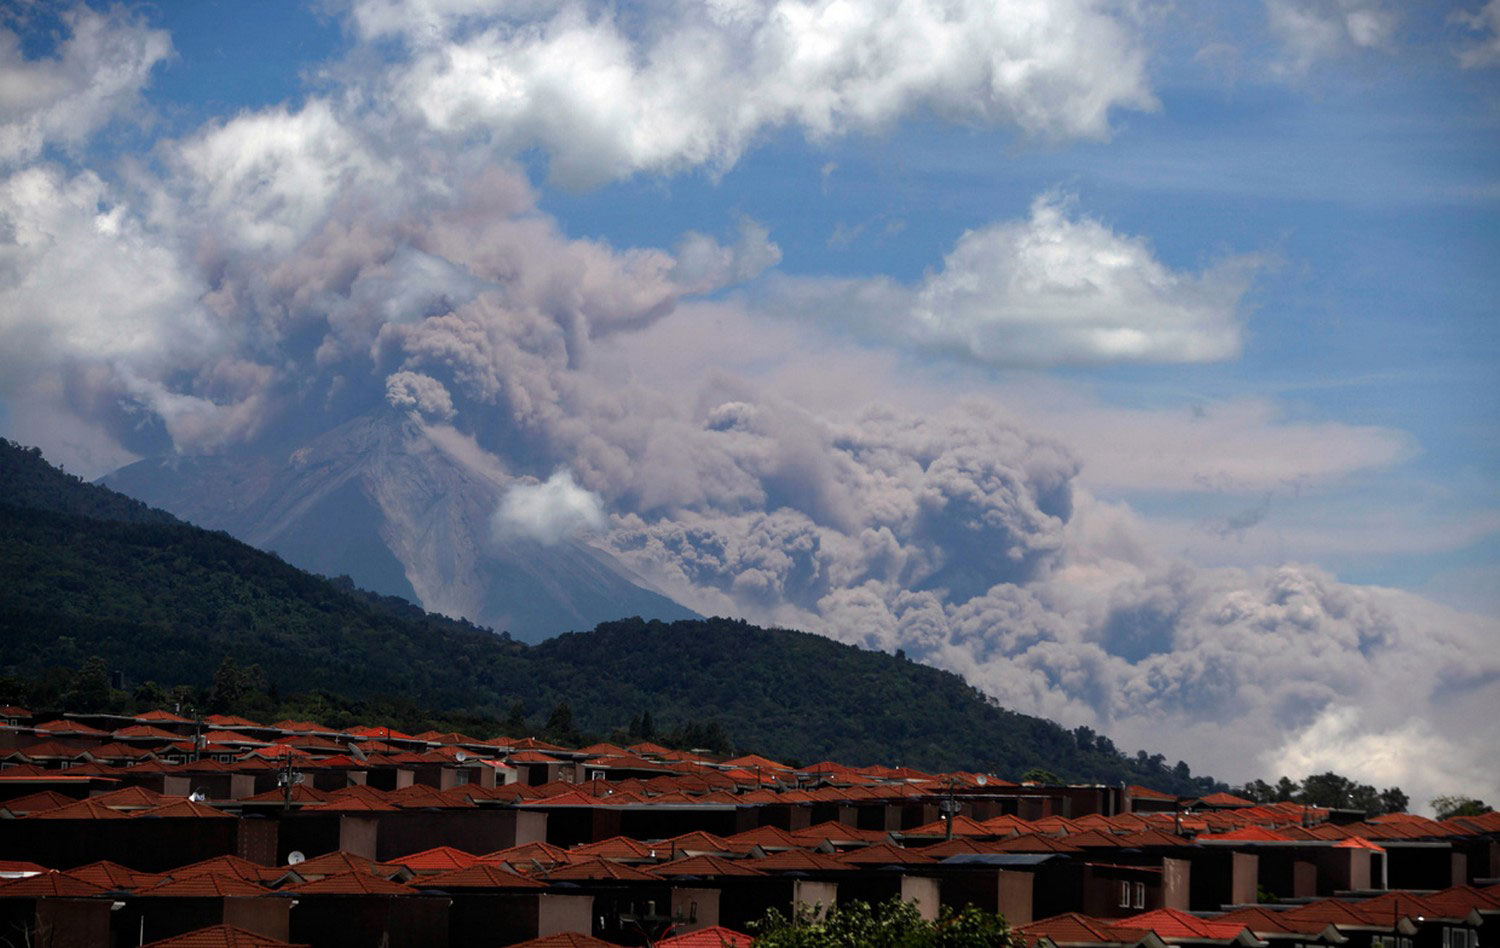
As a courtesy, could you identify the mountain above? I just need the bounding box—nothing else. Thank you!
[100,412,697,642]
[0,437,1221,791]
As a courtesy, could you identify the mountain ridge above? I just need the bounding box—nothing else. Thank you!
[0,437,1222,791]
[100,411,698,641]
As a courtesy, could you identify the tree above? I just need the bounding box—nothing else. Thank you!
[504,699,527,734]
[1431,795,1492,819]
[1019,767,1059,785]
[1378,787,1409,814]
[750,897,1017,948]
[1240,779,1275,804]
[1274,776,1299,802]
[66,656,112,712]
[545,700,577,742]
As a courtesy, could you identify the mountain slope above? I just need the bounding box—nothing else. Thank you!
[0,438,1217,790]
[100,412,697,641]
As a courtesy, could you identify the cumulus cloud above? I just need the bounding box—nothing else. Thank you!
[494,468,607,544]
[1454,1,1500,68]
[1265,0,1397,74]
[0,6,171,166]
[767,192,1260,367]
[350,0,1157,186]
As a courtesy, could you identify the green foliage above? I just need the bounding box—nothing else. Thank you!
[750,898,1017,948]
[1236,772,1407,816]
[1431,795,1491,819]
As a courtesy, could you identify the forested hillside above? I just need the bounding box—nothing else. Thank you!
[0,439,1223,792]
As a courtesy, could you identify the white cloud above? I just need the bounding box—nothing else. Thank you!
[767,192,1261,367]
[1265,706,1498,816]
[1454,1,1500,68]
[360,0,1157,185]
[1265,0,1396,74]
[493,468,607,544]
[0,5,171,166]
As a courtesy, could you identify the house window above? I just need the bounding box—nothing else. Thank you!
[1119,882,1131,908]
[453,769,470,785]
[1133,882,1145,909]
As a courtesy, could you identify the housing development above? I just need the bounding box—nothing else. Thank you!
[0,706,1494,947]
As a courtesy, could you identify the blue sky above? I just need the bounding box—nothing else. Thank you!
[2,0,1497,801]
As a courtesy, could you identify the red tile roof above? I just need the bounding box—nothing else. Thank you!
[835,842,935,866]
[69,861,165,890]
[482,842,571,868]
[392,846,480,871]
[655,925,755,947]
[543,858,661,882]
[570,836,656,861]
[35,718,109,736]
[137,710,194,724]
[29,798,130,820]
[653,855,766,878]
[285,870,413,895]
[420,863,547,889]
[141,924,308,948]
[136,799,234,819]
[0,870,109,898]
[506,934,617,948]
[1020,912,1155,946]
[753,849,850,872]
[0,790,76,814]
[140,874,270,897]
[167,855,286,885]
[1118,908,1252,941]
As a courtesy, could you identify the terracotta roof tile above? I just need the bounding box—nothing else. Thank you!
[140,924,307,947]
[506,934,617,948]
[35,718,109,736]
[835,842,935,866]
[543,857,661,882]
[29,798,130,820]
[481,842,571,867]
[421,863,547,889]
[570,837,656,861]
[137,710,194,724]
[753,849,850,872]
[1119,908,1251,940]
[285,870,413,895]
[141,875,270,897]
[0,790,76,814]
[1020,912,1155,946]
[653,855,766,878]
[69,861,165,890]
[134,799,233,819]
[0,870,109,898]
[167,855,286,885]
[392,846,480,872]
[655,925,755,947]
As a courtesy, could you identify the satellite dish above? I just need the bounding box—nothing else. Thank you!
[977,775,987,786]
[287,851,306,866]
[455,751,468,763]
[188,789,207,803]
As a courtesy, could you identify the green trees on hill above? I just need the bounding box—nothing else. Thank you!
[750,898,1018,948]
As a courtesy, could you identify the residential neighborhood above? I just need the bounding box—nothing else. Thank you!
[0,705,1495,947]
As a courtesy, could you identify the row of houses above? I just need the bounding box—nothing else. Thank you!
[0,705,1494,947]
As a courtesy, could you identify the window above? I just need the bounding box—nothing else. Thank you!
[1133,882,1146,909]
[1119,882,1131,908]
